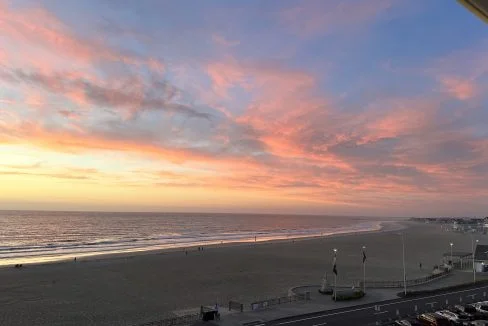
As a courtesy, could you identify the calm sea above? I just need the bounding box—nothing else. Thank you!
[0,210,397,265]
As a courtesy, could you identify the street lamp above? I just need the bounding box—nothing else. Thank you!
[450,242,454,266]
[472,238,479,283]
[400,233,407,296]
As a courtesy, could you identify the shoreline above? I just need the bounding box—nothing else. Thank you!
[0,220,408,269]
[2,221,471,326]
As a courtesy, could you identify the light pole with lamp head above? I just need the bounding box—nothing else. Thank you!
[400,233,407,296]
[472,238,479,283]
[450,242,454,266]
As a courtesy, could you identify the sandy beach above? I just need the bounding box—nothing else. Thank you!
[0,221,484,325]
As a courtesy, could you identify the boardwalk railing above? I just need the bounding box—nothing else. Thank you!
[229,300,244,312]
[359,270,450,289]
[135,313,200,326]
[250,292,310,311]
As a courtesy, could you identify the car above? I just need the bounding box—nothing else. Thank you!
[395,320,412,326]
[417,313,451,326]
[464,305,479,315]
[465,305,488,318]
[469,321,488,326]
[451,305,476,320]
[475,304,488,314]
[401,318,422,326]
[436,309,471,324]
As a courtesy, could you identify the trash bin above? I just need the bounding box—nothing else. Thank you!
[202,311,216,321]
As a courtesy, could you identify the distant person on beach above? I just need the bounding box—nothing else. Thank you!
[419,262,422,270]
[74,257,77,262]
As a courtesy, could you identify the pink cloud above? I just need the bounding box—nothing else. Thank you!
[279,0,396,37]
[439,77,478,100]
[0,1,163,69]
[211,33,240,47]
[430,42,488,101]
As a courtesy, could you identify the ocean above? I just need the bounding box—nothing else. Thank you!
[0,210,397,266]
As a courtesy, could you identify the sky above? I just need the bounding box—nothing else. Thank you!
[0,0,487,216]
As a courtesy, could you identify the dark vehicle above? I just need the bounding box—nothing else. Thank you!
[395,320,413,326]
[458,304,488,320]
[476,304,488,314]
[417,313,450,326]
[469,321,488,326]
[451,305,477,320]
[398,318,422,326]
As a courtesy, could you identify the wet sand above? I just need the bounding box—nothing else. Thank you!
[0,221,483,325]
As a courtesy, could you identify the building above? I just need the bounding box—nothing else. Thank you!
[474,244,488,272]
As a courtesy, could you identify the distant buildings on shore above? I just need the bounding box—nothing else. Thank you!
[411,217,488,233]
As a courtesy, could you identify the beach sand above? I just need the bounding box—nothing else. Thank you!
[0,221,484,325]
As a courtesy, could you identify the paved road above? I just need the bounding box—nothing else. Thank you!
[266,285,488,326]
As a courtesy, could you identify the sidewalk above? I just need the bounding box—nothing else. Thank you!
[215,288,398,326]
[213,271,488,326]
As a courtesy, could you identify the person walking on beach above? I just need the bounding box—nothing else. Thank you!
[419,262,422,270]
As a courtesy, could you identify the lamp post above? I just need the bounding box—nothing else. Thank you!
[333,248,337,301]
[450,242,454,266]
[472,238,479,283]
[401,233,407,296]
[362,245,366,294]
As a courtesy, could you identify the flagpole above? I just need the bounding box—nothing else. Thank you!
[333,248,337,301]
[362,245,366,294]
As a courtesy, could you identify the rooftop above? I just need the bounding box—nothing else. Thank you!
[474,244,488,261]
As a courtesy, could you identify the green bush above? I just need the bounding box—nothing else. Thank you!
[318,288,333,295]
[333,290,365,301]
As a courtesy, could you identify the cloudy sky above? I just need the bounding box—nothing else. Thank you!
[0,0,487,216]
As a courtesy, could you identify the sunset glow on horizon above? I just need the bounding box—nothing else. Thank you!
[1,0,488,216]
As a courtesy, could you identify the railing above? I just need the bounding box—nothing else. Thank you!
[250,292,310,311]
[359,270,450,289]
[135,313,200,326]
[229,300,244,312]
[453,260,473,270]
